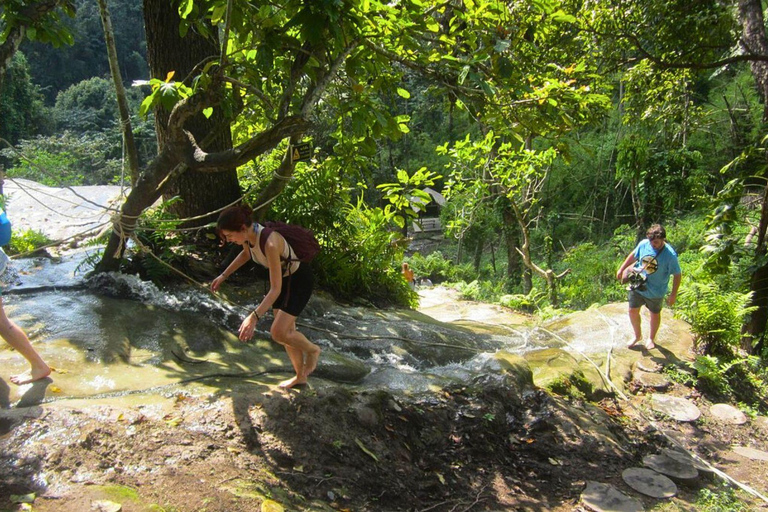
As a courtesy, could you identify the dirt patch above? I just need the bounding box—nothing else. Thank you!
[1,377,767,511]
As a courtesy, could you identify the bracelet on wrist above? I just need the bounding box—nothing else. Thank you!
[253,311,260,321]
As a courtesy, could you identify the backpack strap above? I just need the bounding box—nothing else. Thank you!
[258,225,295,310]
[258,226,274,258]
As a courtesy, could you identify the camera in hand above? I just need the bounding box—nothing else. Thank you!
[626,270,647,291]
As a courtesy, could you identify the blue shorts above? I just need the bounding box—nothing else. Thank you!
[628,290,663,314]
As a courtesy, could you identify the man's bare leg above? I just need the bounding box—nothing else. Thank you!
[627,307,643,347]
[647,310,661,350]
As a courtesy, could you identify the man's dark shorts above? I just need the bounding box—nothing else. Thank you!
[628,290,664,314]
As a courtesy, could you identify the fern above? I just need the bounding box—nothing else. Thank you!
[676,281,755,356]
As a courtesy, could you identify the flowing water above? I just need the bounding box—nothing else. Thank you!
[0,242,650,412]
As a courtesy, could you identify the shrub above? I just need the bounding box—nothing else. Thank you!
[8,228,51,255]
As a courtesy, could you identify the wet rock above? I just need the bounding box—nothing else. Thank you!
[621,467,677,498]
[312,350,370,383]
[709,404,747,425]
[642,453,698,480]
[632,370,670,391]
[493,351,534,390]
[649,394,700,422]
[91,501,122,512]
[731,446,768,461]
[0,406,44,434]
[635,359,662,373]
[581,480,644,512]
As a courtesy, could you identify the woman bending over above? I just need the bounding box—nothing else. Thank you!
[211,206,320,388]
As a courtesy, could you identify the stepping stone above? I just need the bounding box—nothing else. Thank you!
[636,359,662,373]
[622,468,677,498]
[632,370,671,390]
[649,394,700,422]
[732,446,768,461]
[642,453,698,479]
[709,404,747,425]
[581,481,644,512]
[754,416,768,432]
[662,448,714,473]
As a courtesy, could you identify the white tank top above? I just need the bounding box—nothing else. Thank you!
[247,224,300,276]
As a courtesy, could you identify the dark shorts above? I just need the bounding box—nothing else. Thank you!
[628,290,663,314]
[274,262,313,317]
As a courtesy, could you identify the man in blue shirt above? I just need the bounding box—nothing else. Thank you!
[616,224,682,350]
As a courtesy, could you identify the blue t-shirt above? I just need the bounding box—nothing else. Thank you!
[632,239,681,299]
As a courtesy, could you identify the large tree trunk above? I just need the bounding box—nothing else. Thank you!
[143,0,239,226]
[738,0,768,350]
[97,0,140,187]
[501,205,521,290]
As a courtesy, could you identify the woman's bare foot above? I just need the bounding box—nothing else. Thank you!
[278,375,307,389]
[10,365,51,385]
[304,347,320,377]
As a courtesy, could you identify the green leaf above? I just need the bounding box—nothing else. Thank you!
[551,10,576,23]
[179,0,194,19]
[202,107,214,118]
[425,17,440,33]
[396,87,411,99]
[211,4,227,24]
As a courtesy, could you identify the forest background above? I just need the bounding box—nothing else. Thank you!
[1,0,767,411]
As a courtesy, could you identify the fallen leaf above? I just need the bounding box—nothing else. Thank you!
[165,417,182,427]
[261,499,284,512]
[49,386,62,393]
[10,494,35,504]
[435,472,445,485]
[355,438,379,462]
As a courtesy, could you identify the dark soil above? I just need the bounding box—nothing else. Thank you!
[1,376,767,511]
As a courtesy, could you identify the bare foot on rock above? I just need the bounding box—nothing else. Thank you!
[278,376,307,389]
[10,365,51,385]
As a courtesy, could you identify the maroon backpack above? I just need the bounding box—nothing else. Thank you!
[258,221,320,263]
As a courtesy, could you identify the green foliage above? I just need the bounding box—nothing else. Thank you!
[252,160,416,307]
[663,364,697,387]
[377,167,442,230]
[694,486,748,512]
[676,281,755,356]
[546,370,592,401]
[689,355,734,397]
[17,0,147,103]
[408,251,462,283]
[0,52,48,146]
[131,198,187,282]
[0,132,124,185]
[137,72,194,119]
[556,241,626,309]
[7,228,51,255]
[0,0,76,48]
[499,290,544,312]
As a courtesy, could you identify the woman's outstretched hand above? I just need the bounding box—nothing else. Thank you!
[239,312,258,341]
[210,274,226,292]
